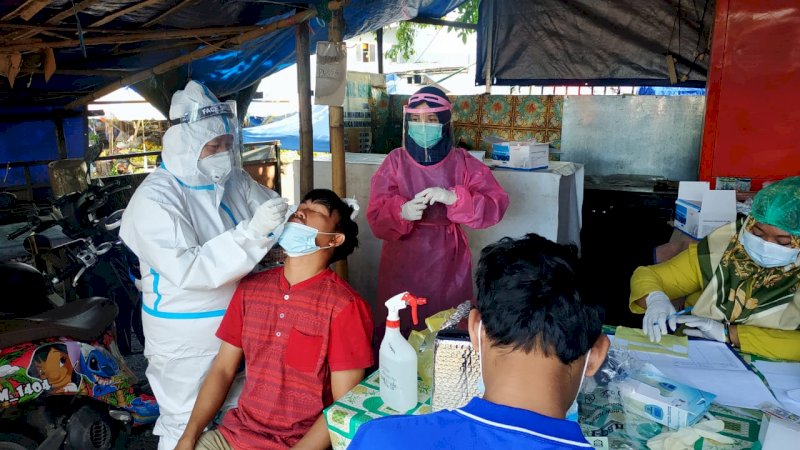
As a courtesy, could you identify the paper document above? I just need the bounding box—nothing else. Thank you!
[613,326,689,357]
[620,339,776,409]
[754,361,800,416]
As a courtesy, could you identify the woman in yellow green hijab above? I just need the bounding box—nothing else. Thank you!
[630,176,800,361]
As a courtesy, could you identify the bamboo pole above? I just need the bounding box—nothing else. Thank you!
[1,0,52,22]
[296,20,314,195]
[6,0,103,42]
[328,1,348,279]
[65,8,317,110]
[143,0,198,28]
[1,26,269,52]
[89,0,163,28]
[328,3,346,199]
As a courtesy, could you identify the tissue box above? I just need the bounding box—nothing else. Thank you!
[674,181,737,238]
[324,370,431,449]
[490,139,549,170]
[619,367,715,429]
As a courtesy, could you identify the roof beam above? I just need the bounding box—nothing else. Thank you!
[65,9,317,109]
[1,26,267,52]
[407,17,478,30]
[89,0,164,28]
[6,0,103,42]
[66,8,317,109]
[143,0,198,28]
[2,0,52,22]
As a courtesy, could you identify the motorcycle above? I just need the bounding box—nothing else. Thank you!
[0,261,158,450]
[5,179,144,356]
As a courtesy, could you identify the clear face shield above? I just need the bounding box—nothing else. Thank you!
[171,101,241,183]
[402,92,453,164]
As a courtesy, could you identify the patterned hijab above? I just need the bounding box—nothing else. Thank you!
[701,216,800,323]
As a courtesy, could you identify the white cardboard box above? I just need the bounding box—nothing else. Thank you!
[674,181,737,239]
[490,139,549,170]
[759,413,800,449]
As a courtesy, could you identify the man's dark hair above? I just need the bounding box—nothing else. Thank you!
[302,189,358,263]
[476,233,603,365]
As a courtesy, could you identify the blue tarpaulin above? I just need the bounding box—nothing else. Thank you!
[1,0,468,189]
[243,105,330,151]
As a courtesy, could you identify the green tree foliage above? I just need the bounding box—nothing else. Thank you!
[385,0,479,61]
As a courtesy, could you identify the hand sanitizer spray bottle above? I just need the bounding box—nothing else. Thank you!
[380,292,426,412]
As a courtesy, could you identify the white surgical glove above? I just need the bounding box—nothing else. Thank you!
[247,197,288,238]
[647,419,734,450]
[642,291,677,343]
[415,187,457,206]
[675,315,726,342]
[400,197,427,221]
[343,197,360,220]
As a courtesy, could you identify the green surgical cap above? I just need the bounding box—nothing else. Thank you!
[751,176,800,236]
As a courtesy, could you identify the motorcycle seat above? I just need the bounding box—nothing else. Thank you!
[0,297,118,348]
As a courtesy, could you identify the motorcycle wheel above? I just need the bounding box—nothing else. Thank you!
[0,432,37,450]
[66,405,115,450]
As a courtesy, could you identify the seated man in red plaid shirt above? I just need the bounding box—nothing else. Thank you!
[176,189,374,450]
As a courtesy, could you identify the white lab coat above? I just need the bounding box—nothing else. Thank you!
[119,81,278,450]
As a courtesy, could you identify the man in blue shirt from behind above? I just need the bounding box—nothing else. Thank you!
[350,233,610,449]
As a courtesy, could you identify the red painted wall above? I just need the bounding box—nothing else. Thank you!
[699,0,800,190]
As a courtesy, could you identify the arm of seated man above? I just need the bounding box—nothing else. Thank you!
[175,341,243,450]
[291,368,365,450]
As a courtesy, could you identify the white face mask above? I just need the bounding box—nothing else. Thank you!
[198,151,232,183]
[740,230,800,268]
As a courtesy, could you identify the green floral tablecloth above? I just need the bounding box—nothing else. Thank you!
[324,371,431,449]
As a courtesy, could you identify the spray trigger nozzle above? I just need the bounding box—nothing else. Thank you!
[384,292,427,326]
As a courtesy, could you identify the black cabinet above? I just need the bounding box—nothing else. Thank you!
[578,179,678,328]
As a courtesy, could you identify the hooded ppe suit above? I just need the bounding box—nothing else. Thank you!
[366,86,510,340]
[120,81,280,450]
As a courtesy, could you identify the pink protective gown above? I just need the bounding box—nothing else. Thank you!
[367,146,509,338]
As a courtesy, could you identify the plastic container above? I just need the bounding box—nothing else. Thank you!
[379,292,426,412]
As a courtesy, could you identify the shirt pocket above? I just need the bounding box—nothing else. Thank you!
[284,327,323,373]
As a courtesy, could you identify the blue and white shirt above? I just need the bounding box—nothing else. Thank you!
[348,397,594,449]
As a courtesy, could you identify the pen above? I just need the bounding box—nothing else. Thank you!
[652,307,693,326]
[669,306,693,318]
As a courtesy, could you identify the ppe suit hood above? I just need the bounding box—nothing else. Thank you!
[161,81,234,184]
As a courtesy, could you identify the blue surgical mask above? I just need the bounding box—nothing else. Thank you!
[407,122,443,149]
[740,230,800,268]
[277,222,337,257]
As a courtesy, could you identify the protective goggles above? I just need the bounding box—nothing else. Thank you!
[170,103,234,125]
[402,92,452,115]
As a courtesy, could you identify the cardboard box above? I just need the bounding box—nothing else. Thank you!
[486,137,549,170]
[759,413,800,449]
[619,367,715,429]
[674,181,737,238]
[324,370,431,449]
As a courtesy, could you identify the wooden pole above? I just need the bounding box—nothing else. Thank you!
[53,114,67,159]
[328,1,348,279]
[376,27,384,74]
[296,20,314,195]
[65,9,317,110]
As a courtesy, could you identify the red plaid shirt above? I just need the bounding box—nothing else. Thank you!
[216,267,374,449]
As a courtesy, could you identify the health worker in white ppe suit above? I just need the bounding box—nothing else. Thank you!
[119,80,288,450]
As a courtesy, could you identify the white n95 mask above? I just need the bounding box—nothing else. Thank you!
[198,151,232,183]
[740,230,800,268]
